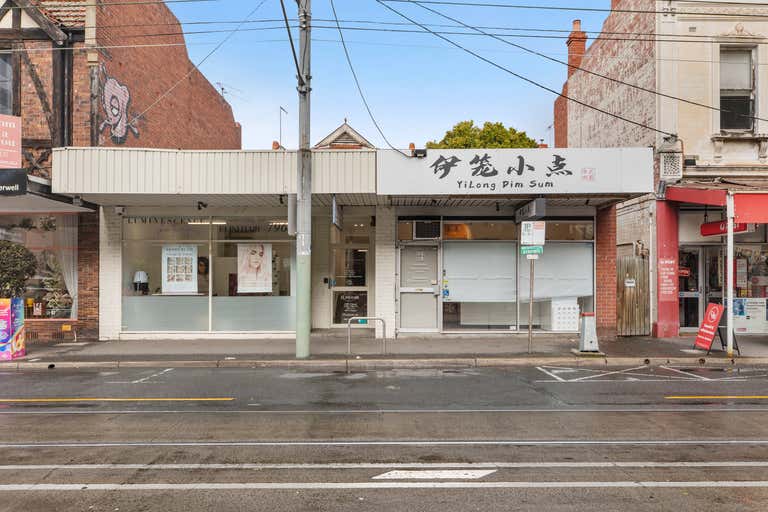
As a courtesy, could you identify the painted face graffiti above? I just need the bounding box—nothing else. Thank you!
[98,69,140,144]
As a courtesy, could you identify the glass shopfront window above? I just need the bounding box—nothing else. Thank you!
[331,219,373,325]
[0,214,78,319]
[122,215,295,332]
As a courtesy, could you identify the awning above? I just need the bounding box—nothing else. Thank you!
[667,183,768,224]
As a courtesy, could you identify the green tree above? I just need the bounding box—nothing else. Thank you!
[426,121,539,149]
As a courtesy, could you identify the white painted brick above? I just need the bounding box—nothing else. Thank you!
[374,206,396,339]
[99,207,122,340]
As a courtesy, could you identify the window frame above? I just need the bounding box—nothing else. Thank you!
[719,46,757,133]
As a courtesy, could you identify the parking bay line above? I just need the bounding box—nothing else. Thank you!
[2,462,768,471]
[3,481,768,491]
[666,396,768,400]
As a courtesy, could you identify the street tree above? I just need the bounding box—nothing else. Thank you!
[426,121,539,149]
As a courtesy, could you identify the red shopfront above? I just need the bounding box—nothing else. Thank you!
[659,185,768,355]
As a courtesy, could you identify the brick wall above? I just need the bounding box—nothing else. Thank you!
[563,0,657,149]
[95,0,241,149]
[595,205,617,337]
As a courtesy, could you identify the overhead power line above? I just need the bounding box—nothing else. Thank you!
[328,0,408,155]
[129,0,269,125]
[279,0,304,85]
[406,0,768,124]
[374,0,675,138]
[382,0,768,19]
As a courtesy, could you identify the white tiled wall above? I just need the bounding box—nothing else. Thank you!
[312,212,332,329]
[99,207,122,340]
[374,206,396,338]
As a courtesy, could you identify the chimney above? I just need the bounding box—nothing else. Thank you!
[567,20,587,78]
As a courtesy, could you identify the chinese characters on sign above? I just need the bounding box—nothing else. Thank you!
[377,148,654,196]
[429,152,576,192]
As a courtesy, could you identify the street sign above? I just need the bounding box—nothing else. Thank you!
[0,168,26,196]
[700,220,749,237]
[515,198,546,223]
[521,221,545,245]
[526,254,539,260]
[694,303,725,351]
[520,245,543,256]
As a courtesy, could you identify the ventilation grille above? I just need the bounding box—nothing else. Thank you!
[660,152,683,181]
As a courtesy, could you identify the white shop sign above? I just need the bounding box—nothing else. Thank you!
[377,148,653,195]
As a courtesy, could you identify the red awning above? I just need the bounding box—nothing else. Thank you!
[667,185,768,224]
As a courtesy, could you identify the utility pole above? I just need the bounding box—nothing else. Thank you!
[295,0,312,358]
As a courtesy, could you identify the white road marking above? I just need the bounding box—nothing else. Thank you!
[535,366,565,382]
[661,366,711,381]
[2,481,768,491]
[1,462,768,471]
[4,439,768,448]
[570,366,655,382]
[132,368,174,384]
[372,470,497,480]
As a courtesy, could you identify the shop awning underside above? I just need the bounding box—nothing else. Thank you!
[667,182,768,223]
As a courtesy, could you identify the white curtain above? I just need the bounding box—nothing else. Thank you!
[54,215,78,319]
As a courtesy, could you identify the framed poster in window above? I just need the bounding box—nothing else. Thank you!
[161,245,198,294]
[238,243,273,293]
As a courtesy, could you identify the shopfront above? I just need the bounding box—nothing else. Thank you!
[677,207,768,334]
[51,146,378,340]
[376,147,653,337]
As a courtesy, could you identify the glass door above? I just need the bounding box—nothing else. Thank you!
[331,220,373,327]
[679,247,703,330]
[705,246,723,307]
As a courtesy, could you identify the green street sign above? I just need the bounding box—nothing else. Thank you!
[520,245,543,256]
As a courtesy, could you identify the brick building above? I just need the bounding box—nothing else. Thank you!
[0,0,240,343]
[555,0,768,341]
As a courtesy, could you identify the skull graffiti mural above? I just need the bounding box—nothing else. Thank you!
[98,66,140,144]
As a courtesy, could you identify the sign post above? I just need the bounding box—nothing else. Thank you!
[521,221,546,353]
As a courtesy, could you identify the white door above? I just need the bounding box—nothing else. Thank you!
[399,245,439,331]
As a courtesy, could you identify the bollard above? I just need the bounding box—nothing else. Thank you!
[571,312,604,356]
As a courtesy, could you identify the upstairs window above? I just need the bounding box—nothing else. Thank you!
[0,53,12,115]
[720,49,754,131]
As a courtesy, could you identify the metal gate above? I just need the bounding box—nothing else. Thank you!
[617,256,650,336]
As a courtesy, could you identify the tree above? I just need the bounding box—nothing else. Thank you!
[0,241,37,298]
[426,121,539,149]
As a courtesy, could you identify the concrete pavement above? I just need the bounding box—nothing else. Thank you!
[6,332,768,369]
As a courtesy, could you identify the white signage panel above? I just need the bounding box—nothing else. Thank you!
[161,245,197,294]
[377,148,653,195]
[521,221,546,245]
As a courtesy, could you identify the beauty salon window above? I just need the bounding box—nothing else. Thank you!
[122,216,295,332]
[0,215,78,319]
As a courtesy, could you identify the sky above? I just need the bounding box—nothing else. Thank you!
[167,0,613,149]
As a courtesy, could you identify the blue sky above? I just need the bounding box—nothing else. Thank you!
[168,0,612,149]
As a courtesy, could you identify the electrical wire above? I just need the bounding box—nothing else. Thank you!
[382,0,768,19]
[328,0,409,155]
[279,0,304,85]
[128,0,269,126]
[406,0,768,124]
[374,0,675,138]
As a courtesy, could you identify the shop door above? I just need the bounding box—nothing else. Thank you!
[679,247,704,330]
[399,246,439,331]
[617,256,650,336]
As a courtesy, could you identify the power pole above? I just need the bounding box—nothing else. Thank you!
[295,0,312,358]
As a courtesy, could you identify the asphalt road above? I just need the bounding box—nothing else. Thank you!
[1,365,768,511]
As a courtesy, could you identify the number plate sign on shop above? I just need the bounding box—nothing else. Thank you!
[521,221,545,246]
[695,303,725,351]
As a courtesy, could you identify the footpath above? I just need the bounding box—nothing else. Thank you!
[3,331,768,370]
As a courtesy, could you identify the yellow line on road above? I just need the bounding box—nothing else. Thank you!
[0,398,234,403]
[666,396,768,400]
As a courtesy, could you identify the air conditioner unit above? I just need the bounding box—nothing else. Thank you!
[413,220,441,240]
